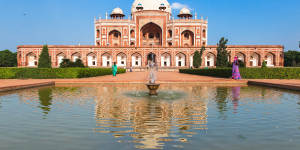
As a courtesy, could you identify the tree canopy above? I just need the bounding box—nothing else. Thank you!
[216,37,229,67]
[193,51,201,68]
[0,50,17,67]
[193,46,206,68]
[38,45,52,68]
[60,58,85,68]
[284,50,300,67]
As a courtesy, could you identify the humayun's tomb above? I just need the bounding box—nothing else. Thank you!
[17,0,284,68]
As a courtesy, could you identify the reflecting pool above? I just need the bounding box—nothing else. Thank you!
[0,84,300,150]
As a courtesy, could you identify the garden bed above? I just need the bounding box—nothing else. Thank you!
[0,68,126,79]
[179,68,300,79]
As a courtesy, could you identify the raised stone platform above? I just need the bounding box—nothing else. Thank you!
[0,80,55,92]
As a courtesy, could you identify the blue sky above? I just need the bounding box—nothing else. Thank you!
[0,0,299,52]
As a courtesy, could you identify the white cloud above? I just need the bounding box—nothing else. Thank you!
[171,2,189,10]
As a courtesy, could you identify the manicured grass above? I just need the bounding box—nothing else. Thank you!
[0,68,126,79]
[180,68,300,79]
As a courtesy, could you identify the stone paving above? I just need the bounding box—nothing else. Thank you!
[2,72,300,92]
[53,72,247,84]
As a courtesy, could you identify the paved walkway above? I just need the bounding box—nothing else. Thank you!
[53,72,247,84]
[2,72,300,92]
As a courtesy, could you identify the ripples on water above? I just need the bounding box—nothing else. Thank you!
[0,84,300,150]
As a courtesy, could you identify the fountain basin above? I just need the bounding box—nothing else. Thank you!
[146,83,160,96]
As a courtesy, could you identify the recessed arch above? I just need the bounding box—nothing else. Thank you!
[181,30,194,47]
[147,52,157,65]
[236,52,246,62]
[265,52,275,67]
[108,30,121,47]
[175,52,186,67]
[140,22,162,47]
[131,52,142,67]
[205,52,216,67]
[26,52,37,67]
[130,29,135,38]
[250,52,260,67]
[102,52,112,67]
[116,52,127,67]
[71,52,81,62]
[87,52,97,67]
[56,52,66,67]
[161,52,171,67]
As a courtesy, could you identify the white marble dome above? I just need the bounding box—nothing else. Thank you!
[131,0,171,13]
[111,7,124,15]
[179,8,191,15]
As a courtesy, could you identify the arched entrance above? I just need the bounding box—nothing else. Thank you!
[161,53,171,67]
[147,53,156,65]
[132,53,142,67]
[175,53,186,67]
[140,22,162,47]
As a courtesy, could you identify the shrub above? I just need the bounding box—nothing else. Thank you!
[0,68,18,79]
[38,45,52,68]
[74,59,85,68]
[238,60,246,68]
[261,61,267,68]
[180,68,300,79]
[60,59,85,68]
[0,68,126,79]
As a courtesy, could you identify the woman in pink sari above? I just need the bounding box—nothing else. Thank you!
[232,56,242,80]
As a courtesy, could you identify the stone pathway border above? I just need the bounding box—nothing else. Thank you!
[1,72,300,92]
[248,80,300,91]
[0,80,55,92]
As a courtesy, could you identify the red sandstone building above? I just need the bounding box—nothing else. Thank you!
[17,0,284,68]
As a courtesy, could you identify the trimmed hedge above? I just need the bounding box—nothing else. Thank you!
[180,68,300,79]
[0,68,126,79]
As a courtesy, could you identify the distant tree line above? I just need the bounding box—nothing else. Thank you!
[0,50,17,67]
[284,50,300,67]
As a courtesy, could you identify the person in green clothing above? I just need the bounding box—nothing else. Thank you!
[112,62,118,77]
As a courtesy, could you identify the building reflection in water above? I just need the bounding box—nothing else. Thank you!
[13,84,284,149]
[94,84,208,149]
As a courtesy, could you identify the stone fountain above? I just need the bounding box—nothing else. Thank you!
[146,61,160,96]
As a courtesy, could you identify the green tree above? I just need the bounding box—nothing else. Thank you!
[284,50,300,67]
[60,59,72,68]
[261,60,267,68]
[216,37,229,67]
[38,45,52,68]
[74,59,85,68]
[193,51,201,68]
[59,58,85,68]
[238,60,246,68]
[0,50,17,67]
[193,46,206,68]
[199,46,205,66]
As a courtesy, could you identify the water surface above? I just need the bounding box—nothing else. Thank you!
[0,84,300,150]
